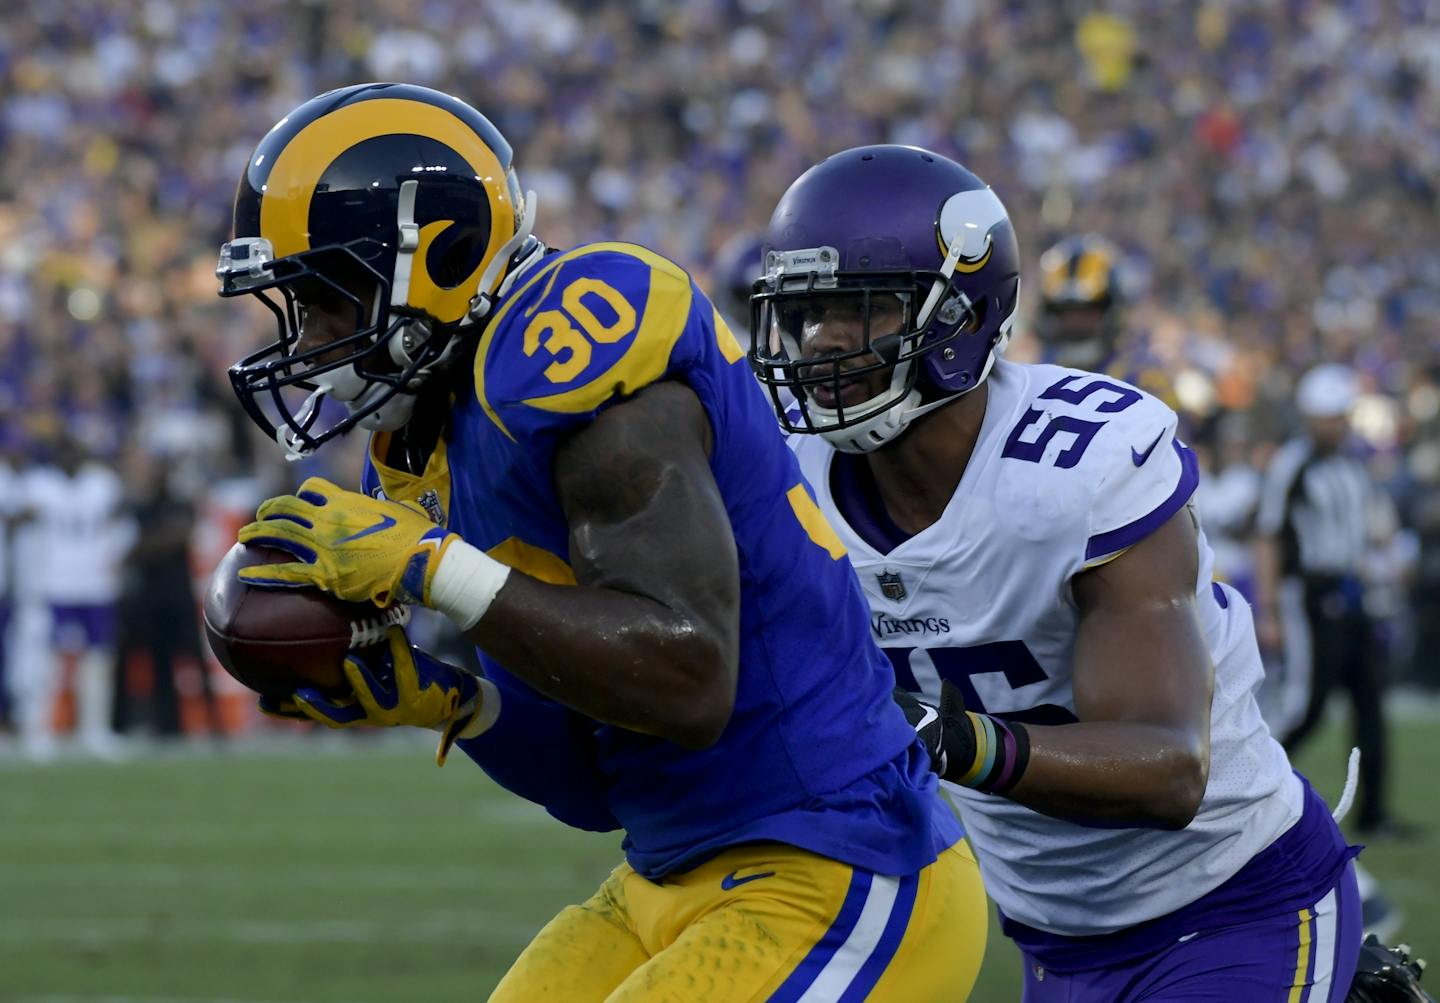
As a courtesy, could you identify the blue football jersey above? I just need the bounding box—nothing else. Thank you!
[1101,338,1178,413]
[364,241,957,879]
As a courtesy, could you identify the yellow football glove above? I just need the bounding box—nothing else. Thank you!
[237,476,457,608]
[274,627,490,766]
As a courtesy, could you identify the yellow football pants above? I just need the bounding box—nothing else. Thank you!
[489,839,985,1002]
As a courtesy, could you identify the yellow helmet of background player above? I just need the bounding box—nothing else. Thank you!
[1036,234,1124,369]
[217,83,538,458]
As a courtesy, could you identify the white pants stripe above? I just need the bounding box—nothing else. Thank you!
[796,874,899,1002]
[1308,886,1338,1002]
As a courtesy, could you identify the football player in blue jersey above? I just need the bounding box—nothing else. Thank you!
[214,84,984,1000]
[1035,234,1178,410]
[749,146,1366,1002]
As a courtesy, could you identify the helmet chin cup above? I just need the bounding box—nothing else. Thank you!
[806,358,919,454]
[817,386,924,454]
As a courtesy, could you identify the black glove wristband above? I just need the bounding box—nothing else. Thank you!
[938,681,1031,795]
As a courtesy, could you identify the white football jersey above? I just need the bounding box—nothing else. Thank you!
[791,360,1301,936]
[22,463,129,605]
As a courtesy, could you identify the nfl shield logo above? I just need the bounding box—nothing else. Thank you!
[877,569,906,602]
[418,488,447,527]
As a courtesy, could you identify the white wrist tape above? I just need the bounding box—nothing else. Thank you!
[429,539,510,630]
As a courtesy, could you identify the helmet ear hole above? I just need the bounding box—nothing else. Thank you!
[965,297,987,335]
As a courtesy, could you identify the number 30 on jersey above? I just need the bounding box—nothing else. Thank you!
[524,277,637,384]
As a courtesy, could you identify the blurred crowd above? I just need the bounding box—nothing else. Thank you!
[0,0,1438,747]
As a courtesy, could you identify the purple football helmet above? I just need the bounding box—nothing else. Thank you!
[748,145,1020,452]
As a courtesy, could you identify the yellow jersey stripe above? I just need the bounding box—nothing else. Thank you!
[712,306,746,364]
[785,484,847,560]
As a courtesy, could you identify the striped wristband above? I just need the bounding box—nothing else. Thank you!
[953,711,1031,795]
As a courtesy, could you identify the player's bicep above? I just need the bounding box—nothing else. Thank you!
[1070,507,1212,738]
[552,380,737,655]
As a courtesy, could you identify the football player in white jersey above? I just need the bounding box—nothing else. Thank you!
[748,146,1364,1002]
[15,439,129,760]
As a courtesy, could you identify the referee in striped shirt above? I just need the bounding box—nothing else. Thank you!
[1255,364,1395,835]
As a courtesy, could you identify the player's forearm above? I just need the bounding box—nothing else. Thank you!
[462,572,736,750]
[1001,721,1208,830]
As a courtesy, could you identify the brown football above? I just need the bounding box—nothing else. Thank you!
[202,542,407,699]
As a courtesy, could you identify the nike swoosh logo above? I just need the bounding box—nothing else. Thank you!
[1131,430,1167,467]
[720,869,776,891]
[335,515,397,544]
[914,704,939,734]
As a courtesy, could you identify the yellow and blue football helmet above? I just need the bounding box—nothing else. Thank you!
[217,82,538,458]
[1036,234,1124,370]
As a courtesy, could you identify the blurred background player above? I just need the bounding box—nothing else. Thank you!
[1035,234,1174,409]
[1256,363,1405,838]
[8,455,53,760]
[752,145,1363,1001]
[13,438,128,759]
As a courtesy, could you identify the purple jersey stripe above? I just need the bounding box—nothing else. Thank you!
[1084,440,1199,561]
[768,868,874,1003]
[837,870,920,1003]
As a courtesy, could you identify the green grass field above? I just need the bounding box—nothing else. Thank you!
[2,717,1436,1003]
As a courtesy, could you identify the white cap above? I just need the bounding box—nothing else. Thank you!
[1296,364,1358,418]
